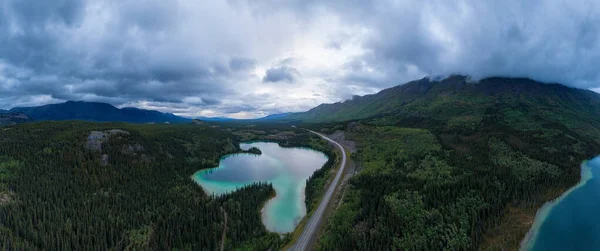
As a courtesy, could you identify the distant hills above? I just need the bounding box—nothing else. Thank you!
[0,101,295,125]
[196,112,293,122]
[1,101,190,124]
[196,116,236,122]
[6,75,598,130]
[258,112,294,120]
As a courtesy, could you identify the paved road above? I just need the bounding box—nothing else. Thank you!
[292,129,347,251]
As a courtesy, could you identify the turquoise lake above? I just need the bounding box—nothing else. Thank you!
[192,142,328,233]
[523,156,600,250]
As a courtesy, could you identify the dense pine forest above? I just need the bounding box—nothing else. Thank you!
[0,121,332,250]
[311,111,600,250]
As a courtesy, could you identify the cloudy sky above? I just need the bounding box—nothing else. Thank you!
[2,0,600,118]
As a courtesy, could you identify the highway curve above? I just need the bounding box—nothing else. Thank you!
[292,129,347,251]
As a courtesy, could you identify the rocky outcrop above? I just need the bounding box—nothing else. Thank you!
[0,191,14,206]
[85,129,129,166]
[192,119,206,125]
[85,129,129,151]
[122,144,144,154]
[328,131,357,153]
[100,154,109,166]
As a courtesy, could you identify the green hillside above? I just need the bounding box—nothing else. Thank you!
[289,76,600,250]
[292,75,600,141]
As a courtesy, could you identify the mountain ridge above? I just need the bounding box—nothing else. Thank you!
[196,112,293,122]
[5,101,190,124]
[304,76,600,250]
[1,101,295,124]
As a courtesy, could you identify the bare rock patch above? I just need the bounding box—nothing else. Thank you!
[0,191,14,206]
[86,129,129,151]
[329,130,357,153]
[100,154,109,166]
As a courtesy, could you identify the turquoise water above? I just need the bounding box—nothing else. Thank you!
[523,156,600,250]
[192,142,328,233]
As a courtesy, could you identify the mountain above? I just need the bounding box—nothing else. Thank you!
[290,75,600,140]
[295,75,600,250]
[7,101,190,124]
[0,113,31,126]
[197,112,293,122]
[196,116,237,122]
[256,112,293,120]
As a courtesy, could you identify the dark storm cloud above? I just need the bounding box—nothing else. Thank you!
[263,66,300,83]
[200,97,221,106]
[229,57,257,72]
[220,104,257,113]
[6,0,84,25]
[0,0,239,111]
[0,0,86,70]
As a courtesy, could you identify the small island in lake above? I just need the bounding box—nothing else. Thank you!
[193,142,328,233]
[243,146,262,154]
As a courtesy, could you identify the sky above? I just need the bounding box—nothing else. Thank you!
[1,0,600,118]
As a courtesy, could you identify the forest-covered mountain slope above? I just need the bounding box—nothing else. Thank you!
[291,75,600,141]
[290,76,600,250]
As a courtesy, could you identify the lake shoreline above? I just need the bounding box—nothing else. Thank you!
[192,141,329,233]
[520,160,594,250]
[260,189,278,231]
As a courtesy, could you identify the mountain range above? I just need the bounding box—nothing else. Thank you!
[197,112,293,122]
[0,101,190,124]
[0,101,294,125]
[3,76,600,132]
[287,75,600,250]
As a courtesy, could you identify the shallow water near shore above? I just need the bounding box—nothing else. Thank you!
[192,142,328,233]
[522,156,600,250]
